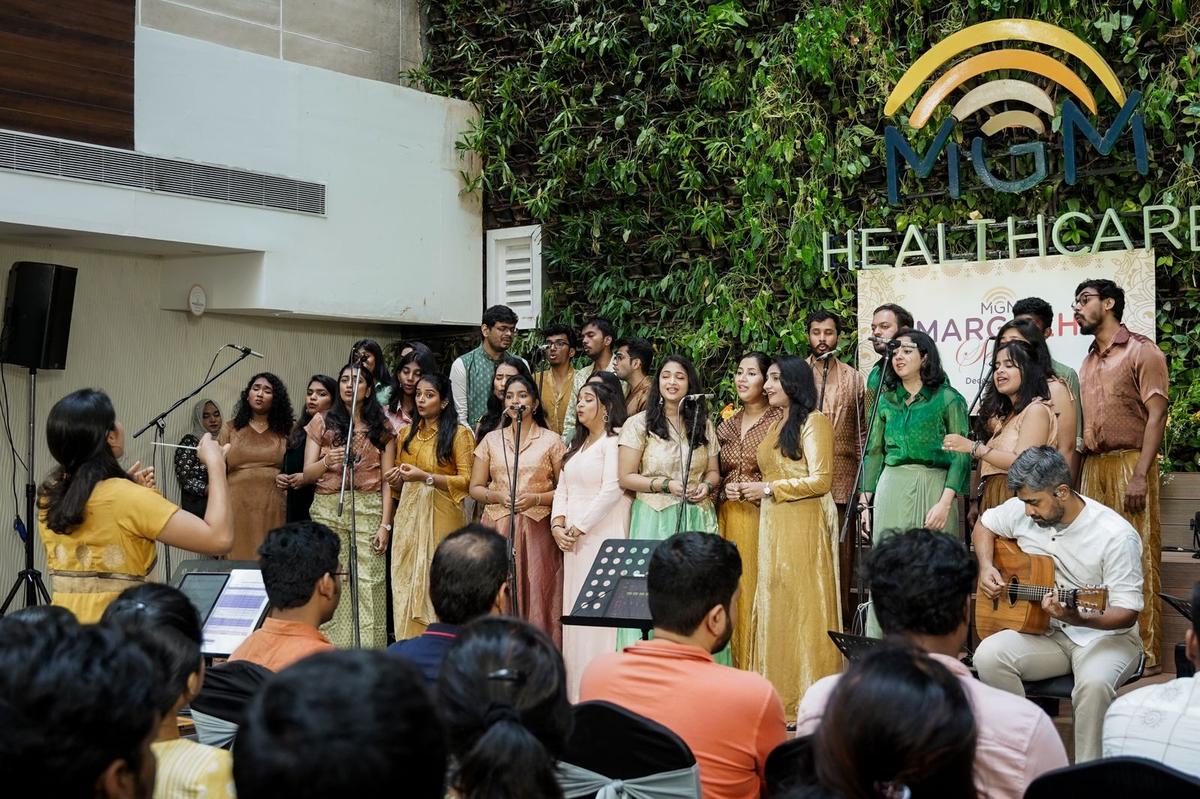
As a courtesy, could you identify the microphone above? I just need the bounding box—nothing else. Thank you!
[512,404,528,415]
[816,343,842,361]
[229,344,264,358]
[866,335,901,350]
[681,392,714,402]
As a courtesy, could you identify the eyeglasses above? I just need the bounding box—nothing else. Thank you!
[545,340,571,349]
[1071,292,1100,308]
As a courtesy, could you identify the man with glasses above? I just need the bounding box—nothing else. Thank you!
[450,304,520,429]
[612,336,655,416]
[230,521,341,671]
[1074,278,1168,672]
[533,324,577,435]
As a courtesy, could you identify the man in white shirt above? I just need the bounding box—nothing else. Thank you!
[798,528,1066,798]
[448,305,520,430]
[973,446,1144,762]
[1103,580,1200,775]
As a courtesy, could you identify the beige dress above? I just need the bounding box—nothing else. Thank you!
[218,422,286,560]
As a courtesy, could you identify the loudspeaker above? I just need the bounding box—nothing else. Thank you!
[0,261,77,370]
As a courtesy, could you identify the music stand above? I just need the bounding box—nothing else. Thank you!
[1161,593,1193,622]
[562,539,662,640]
[827,630,879,662]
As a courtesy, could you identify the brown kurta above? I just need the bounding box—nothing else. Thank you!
[534,366,576,436]
[219,422,286,560]
[807,355,866,506]
[624,377,651,417]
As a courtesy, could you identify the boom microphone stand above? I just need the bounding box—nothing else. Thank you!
[674,396,706,536]
[337,351,367,648]
[505,405,525,618]
[840,342,898,634]
[0,367,51,614]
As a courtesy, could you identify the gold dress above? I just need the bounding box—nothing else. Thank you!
[391,423,474,640]
[715,406,782,670]
[752,415,843,717]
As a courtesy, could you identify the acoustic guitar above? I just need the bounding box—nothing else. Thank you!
[974,538,1109,640]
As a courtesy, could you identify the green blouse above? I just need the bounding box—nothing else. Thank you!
[863,381,970,495]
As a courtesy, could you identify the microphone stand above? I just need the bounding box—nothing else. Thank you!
[840,345,896,634]
[674,397,705,536]
[133,346,256,581]
[337,355,366,648]
[818,354,833,413]
[506,406,524,618]
[967,337,997,416]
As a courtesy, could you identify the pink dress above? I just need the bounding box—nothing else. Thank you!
[551,435,631,701]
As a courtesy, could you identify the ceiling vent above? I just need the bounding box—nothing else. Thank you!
[0,129,325,215]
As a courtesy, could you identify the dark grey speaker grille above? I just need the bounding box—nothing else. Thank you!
[0,130,325,215]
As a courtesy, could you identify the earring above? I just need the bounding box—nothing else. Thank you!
[603,413,609,424]
[657,397,664,408]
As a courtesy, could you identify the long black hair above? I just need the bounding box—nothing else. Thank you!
[353,338,394,394]
[403,373,460,466]
[288,374,338,450]
[38,389,132,535]
[563,382,626,465]
[974,340,1051,439]
[101,583,203,716]
[584,369,624,398]
[324,364,391,450]
[476,355,533,440]
[232,372,296,436]
[996,318,1059,379]
[497,374,550,431]
[882,329,948,391]
[389,343,440,417]
[773,356,819,461]
[645,354,709,447]
[438,617,572,799]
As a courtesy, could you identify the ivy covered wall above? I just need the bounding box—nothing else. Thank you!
[413,0,1200,469]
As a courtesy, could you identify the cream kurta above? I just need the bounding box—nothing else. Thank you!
[752,415,842,717]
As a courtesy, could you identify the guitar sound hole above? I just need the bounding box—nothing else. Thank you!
[1006,577,1019,606]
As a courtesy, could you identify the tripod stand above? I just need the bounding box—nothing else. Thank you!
[1,367,52,614]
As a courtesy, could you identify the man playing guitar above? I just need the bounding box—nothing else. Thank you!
[972,446,1144,763]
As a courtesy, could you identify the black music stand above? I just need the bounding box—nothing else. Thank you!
[562,539,662,640]
[827,630,879,662]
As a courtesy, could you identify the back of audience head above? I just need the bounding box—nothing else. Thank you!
[235,650,445,799]
[439,617,572,799]
[258,520,341,623]
[866,528,977,645]
[102,583,205,719]
[1190,580,1200,669]
[648,531,741,654]
[813,642,977,799]
[431,523,509,625]
[0,616,160,799]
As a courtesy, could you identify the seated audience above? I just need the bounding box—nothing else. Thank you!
[388,523,509,684]
[439,617,572,799]
[0,615,160,798]
[102,584,235,798]
[580,531,786,799]
[799,642,978,799]
[1103,579,1200,774]
[234,650,445,798]
[797,528,1066,797]
[229,520,339,671]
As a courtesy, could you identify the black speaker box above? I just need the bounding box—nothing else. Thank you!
[0,261,77,370]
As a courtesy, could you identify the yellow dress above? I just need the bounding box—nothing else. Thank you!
[390,423,474,639]
[39,478,179,623]
[752,415,843,717]
[151,738,235,799]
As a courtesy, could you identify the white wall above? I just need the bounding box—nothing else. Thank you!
[0,26,481,326]
[0,242,392,601]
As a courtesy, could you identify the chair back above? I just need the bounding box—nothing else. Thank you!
[764,736,815,798]
[190,660,272,749]
[1024,756,1200,798]
[558,700,699,798]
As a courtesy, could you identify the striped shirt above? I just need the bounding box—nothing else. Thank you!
[151,738,235,798]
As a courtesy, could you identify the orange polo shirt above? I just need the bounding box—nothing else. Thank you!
[228,618,335,672]
[580,639,786,799]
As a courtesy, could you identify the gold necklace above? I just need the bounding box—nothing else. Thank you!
[416,422,438,442]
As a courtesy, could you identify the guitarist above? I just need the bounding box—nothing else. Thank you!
[972,446,1144,763]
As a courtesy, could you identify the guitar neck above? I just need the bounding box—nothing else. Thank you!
[1008,585,1075,604]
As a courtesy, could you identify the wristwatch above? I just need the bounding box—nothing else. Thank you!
[425,475,435,486]
[381,523,393,531]
[762,483,773,497]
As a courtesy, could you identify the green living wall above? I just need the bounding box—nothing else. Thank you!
[413,0,1200,469]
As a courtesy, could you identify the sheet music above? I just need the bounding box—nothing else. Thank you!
[201,569,269,656]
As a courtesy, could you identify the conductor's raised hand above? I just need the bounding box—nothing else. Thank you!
[195,434,229,474]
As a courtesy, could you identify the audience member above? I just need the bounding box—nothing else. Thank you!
[388,523,509,684]
[796,528,1066,797]
[0,617,160,798]
[580,531,786,799]
[102,584,235,798]
[439,617,572,799]
[1103,579,1200,774]
[800,643,978,799]
[229,521,339,671]
[234,650,445,799]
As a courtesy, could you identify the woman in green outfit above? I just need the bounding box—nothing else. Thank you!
[617,354,722,653]
[861,329,969,637]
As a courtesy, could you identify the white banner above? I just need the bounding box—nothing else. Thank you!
[856,249,1157,401]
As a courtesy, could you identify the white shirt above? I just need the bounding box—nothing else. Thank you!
[980,495,1143,646]
[1103,676,1200,776]
[448,356,471,429]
